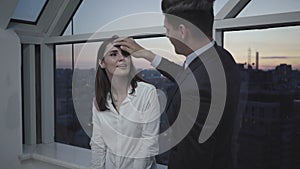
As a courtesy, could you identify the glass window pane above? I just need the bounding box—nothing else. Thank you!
[224,26,300,169]
[56,45,72,69]
[74,42,100,69]
[237,0,300,18]
[72,43,99,147]
[68,0,163,34]
[63,21,72,36]
[135,37,185,68]
[73,37,184,70]
[224,26,300,70]
[55,44,90,148]
[64,0,231,35]
[12,0,47,22]
[214,0,230,16]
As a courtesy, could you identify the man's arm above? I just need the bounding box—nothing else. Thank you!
[113,37,183,81]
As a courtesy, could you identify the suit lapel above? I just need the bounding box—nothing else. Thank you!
[165,55,203,114]
[177,56,203,85]
[165,44,217,115]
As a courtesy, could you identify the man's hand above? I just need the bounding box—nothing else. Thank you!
[113,37,156,62]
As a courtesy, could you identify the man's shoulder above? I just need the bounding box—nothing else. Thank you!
[214,44,234,58]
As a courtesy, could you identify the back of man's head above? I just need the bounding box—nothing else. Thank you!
[161,0,215,38]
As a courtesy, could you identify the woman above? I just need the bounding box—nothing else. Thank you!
[90,35,160,169]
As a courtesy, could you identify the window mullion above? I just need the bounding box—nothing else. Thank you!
[22,44,37,145]
[40,44,55,143]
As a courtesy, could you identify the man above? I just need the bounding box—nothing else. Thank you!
[113,0,241,168]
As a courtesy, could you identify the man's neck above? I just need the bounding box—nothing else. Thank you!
[184,38,212,56]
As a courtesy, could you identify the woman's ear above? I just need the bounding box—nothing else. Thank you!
[99,59,106,68]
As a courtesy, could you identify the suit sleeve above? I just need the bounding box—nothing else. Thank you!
[157,57,183,82]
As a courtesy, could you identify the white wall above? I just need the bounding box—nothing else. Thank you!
[0,29,73,169]
[0,28,23,169]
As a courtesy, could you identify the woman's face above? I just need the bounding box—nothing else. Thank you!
[99,43,131,79]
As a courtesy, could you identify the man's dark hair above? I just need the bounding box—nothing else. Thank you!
[161,0,215,38]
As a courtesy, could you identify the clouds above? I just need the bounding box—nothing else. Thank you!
[261,56,300,59]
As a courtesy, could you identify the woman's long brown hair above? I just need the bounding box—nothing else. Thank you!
[95,35,142,111]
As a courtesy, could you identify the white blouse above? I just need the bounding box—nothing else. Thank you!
[90,82,160,169]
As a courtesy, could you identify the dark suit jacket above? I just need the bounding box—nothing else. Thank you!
[157,43,241,169]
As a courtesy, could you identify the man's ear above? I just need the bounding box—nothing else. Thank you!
[178,24,188,39]
[99,59,106,68]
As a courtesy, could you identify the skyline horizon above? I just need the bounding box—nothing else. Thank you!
[56,26,300,71]
[56,58,300,71]
[56,50,300,71]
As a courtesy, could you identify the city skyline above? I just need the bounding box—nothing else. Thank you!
[224,25,300,70]
[56,35,300,71]
[56,27,300,70]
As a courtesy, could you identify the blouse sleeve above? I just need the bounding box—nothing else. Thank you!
[90,100,106,169]
[142,87,160,158]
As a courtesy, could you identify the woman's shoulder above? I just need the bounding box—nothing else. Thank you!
[136,81,156,91]
[92,98,100,112]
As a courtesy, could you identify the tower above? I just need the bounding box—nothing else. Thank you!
[256,51,259,70]
[248,48,251,69]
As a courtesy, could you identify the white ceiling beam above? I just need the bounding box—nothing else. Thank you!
[18,34,45,44]
[37,0,66,35]
[7,1,65,43]
[9,0,81,43]
[44,26,165,44]
[0,0,19,29]
[215,0,251,20]
[8,22,46,44]
[38,0,82,36]
[214,11,300,31]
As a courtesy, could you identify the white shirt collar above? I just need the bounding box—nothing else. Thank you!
[184,41,215,69]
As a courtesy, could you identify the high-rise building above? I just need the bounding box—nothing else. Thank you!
[248,48,252,69]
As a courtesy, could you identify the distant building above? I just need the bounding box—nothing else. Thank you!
[293,100,300,169]
[274,64,292,83]
[237,101,281,169]
[236,92,298,169]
